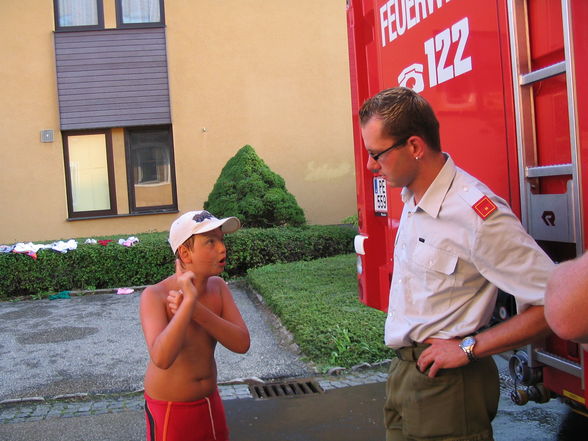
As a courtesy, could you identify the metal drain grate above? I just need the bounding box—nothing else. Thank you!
[249,379,324,399]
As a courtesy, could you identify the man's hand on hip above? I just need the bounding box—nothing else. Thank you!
[417,338,469,378]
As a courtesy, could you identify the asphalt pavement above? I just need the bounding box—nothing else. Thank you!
[0,281,579,441]
[0,281,313,401]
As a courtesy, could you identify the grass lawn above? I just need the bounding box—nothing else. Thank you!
[245,253,394,371]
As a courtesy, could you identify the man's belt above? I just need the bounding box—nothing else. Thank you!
[394,343,430,361]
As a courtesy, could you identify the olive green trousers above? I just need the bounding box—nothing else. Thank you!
[384,344,499,441]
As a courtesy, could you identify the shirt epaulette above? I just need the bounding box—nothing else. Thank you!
[458,186,498,220]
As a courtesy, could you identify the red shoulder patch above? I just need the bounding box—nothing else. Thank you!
[473,196,497,220]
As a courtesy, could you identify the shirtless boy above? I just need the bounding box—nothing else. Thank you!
[140,210,250,441]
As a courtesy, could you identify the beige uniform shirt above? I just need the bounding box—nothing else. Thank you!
[385,155,554,349]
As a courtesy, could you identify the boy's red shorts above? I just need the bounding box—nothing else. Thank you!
[145,389,229,441]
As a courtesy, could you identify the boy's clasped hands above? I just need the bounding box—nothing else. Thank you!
[167,259,198,315]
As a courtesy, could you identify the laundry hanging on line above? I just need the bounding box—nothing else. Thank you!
[0,236,140,259]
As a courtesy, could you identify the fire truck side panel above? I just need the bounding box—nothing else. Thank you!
[348,0,392,311]
[542,335,585,406]
[375,0,516,203]
[571,0,588,252]
[528,1,565,70]
[347,0,588,409]
[348,0,520,312]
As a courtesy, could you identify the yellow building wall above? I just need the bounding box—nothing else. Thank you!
[0,0,355,244]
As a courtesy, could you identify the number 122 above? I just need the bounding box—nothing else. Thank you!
[424,17,472,88]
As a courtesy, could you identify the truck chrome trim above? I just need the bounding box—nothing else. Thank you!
[561,0,584,257]
[535,348,583,378]
[507,0,534,231]
[520,62,566,86]
[525,164,573,178]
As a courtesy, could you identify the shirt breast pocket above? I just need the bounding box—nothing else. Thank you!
[411,242,459,309]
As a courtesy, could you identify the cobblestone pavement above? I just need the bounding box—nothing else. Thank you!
[0,368,389,425]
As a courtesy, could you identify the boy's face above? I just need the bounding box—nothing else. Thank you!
[181,227,227,276]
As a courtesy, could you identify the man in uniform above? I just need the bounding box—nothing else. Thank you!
[359,87,554,441]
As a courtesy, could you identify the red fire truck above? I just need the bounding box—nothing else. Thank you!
[346,0,588,412]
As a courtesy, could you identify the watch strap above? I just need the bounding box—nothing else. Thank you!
[463,346,476,361]
[460,336,477,361]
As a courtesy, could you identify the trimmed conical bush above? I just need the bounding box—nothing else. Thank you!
[204,145,306,228]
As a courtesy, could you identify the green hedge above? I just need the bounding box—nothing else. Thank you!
[224,225,355,276]
[0,225,355,299]
[0,234,172,299]
[246,254,391,369]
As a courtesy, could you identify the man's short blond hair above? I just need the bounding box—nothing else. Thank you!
[359,87,441,151]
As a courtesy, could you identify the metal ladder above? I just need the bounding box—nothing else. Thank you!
[507,0,584,385]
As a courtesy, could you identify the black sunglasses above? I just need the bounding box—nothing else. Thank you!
[369,137,410,161]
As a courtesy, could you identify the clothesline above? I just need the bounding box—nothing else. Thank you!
[0,236,140,260]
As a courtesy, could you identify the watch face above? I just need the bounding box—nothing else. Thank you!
[461,337,475,348]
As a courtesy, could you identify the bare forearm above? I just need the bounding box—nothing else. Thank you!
[192,304,250,353]
[420,306,551,378]
[475,306,551,358]
[545,255,588,342]
[150,300,196,368]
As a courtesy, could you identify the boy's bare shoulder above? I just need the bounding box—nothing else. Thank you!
[207,276,230,293]
[142,277,174,301]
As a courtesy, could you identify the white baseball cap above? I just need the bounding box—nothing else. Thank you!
[168,210,241,253]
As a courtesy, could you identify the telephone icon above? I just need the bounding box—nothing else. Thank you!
[398,63,424,92]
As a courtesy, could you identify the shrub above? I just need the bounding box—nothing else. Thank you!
[0,225,355,299]
[341,214,359,227]
[204,145,306,228]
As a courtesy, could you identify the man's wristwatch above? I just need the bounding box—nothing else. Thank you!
[459,335,477,361]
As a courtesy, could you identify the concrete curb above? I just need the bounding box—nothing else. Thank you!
[0,359,392,407]
[0,366,391,424]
